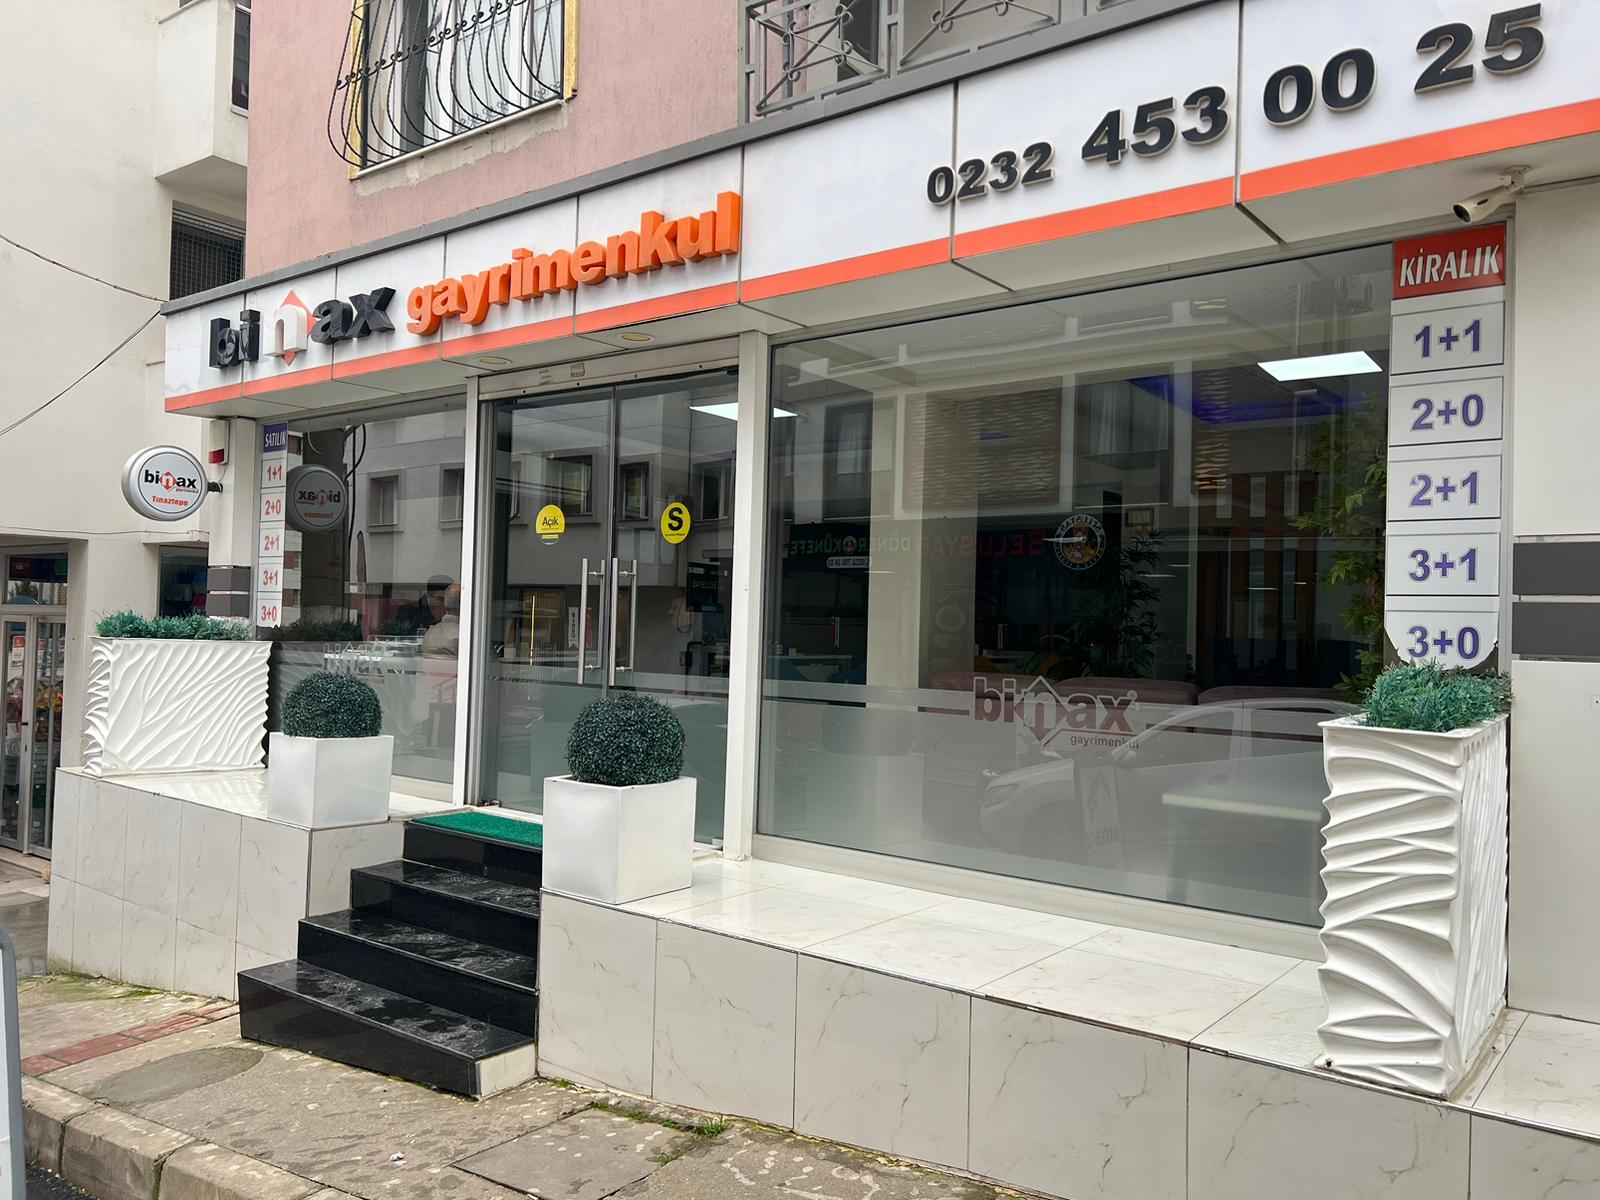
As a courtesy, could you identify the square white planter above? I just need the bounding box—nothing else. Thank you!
[541,774,696,905]
[82,638,271,777]
[267,733,395,829]
[1317,714,1508,1097]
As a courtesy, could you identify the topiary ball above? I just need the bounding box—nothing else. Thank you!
[565,693,685,787]
[282,672,383,739]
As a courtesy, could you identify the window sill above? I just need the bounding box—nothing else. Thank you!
[349,97,566,182]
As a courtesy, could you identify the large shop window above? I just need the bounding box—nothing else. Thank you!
[260,402,467,787]
[758,247,1392,925]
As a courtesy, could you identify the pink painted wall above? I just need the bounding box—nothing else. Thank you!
[246,0,742,276]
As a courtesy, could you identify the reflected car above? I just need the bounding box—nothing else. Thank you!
[978,696,1356,858]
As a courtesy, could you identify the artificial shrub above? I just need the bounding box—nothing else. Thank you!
[95,611,251,640]
[282,672,383,738]
[1359,663,1512,733]
[566,693,685,787]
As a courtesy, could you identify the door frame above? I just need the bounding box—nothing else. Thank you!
[0,608,67,858]
[464,355,762,851]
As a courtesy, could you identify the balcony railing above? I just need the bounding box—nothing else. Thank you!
[328,0,568,170]
[743,0,1081,119]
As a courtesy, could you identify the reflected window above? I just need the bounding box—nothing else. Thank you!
[758,247,1391,926]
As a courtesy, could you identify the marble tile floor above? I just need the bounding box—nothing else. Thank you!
[58,767,461,824]
[608,854,1600,1148]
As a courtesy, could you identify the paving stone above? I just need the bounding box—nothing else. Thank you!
[21,1077,97,1173]
[47,1019,246,1096]
[90,1047,266,1107]
[53,1034,142,1064]
[158,1142,320,1200]
[124,1014,211,1042]
[457,1108,696,1200]
[23,1054,67,1075]
[616,1126,1002,1199]
[20,978,207,1058]
[61,1105,193,1200]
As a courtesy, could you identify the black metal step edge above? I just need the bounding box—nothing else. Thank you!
[349,864,539,958]
[353,861,541,918]
[402,822,543,890]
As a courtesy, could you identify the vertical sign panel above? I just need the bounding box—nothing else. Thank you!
[257,422,288,629]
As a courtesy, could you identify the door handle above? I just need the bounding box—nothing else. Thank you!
[577,558,605,684]
[608,557,637,686]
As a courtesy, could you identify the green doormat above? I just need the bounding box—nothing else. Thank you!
[413,810,544,848]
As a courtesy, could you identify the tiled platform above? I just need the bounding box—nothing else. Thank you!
[539,856,1600,1200]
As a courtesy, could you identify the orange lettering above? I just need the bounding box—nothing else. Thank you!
[406,286,439,335]
[679,213,717,260]
[605,230,641,278]
[531,250,575,294]
[639,212,683,271]
[489,263,513,306]
[714,191,742,255]
[461,270,494,325]
[573,241,607,284]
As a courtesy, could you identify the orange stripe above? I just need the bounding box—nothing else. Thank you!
[243,364,334,397]
[1241,98,1600,202]
[441,315,575,357]
[331,342,441,379]
[740,239,951,302]
[575,282,740,334]
[953,178,1235,259]
[165,382,243,412]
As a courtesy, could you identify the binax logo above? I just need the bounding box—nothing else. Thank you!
[972,676,1144,750]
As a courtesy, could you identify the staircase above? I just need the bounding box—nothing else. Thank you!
[238,817,542,1097]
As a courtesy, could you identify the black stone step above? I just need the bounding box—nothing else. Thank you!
[403,820,543,890]
[350,860,539,957]
[238,960,535,1098]
[298,910,538,1037]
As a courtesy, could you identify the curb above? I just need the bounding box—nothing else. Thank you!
[22,1085,356,1200]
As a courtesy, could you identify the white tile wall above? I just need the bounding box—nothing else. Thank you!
[50,772,82,883]
[123,787,181,916]
[76,783,127,897]
[122,903,177,991]
[72,884,122,981]
[175,921,238,1001]
[1469,1114,1600,1198]
[237,817,310,961]
[176,802,241,938]
[45,876,73,970]
[307,822,403,916]
[653,923,796,1126]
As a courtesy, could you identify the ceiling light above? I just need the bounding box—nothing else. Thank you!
[1258,351,1382,381]
[690,403,799,421]
[476,355,511,366]
[619,332,654,344]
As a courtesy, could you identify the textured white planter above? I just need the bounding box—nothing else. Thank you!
[1317,714,1508,1097]
[267,733,395,828]
[82,638,271,777]
[542,774,696,905]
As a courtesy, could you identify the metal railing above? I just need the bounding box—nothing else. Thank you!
[328,0,566,169]
[742,0,1074,120]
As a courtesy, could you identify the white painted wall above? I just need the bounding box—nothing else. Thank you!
[0,0,246,774]
[1506,181,1600,1021]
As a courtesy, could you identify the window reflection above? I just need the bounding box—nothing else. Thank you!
[758,248,1390,925]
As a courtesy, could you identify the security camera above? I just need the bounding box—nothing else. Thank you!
[1454,169,1527,224]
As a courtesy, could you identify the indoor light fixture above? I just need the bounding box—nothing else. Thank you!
[690,402,799,421]
[1258,351,1382,381]
[619,332,654,343]
[476,355,511,366]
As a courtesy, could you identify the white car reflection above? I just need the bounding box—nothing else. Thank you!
[977,696,1356,858]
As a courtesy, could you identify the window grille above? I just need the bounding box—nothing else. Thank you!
[329,0,568,169]
[170,210,245,300]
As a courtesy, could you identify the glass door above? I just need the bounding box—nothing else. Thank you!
[478,373,739,842]
[0,616,64,856]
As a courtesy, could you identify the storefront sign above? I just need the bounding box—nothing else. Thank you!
[973,676,1144,749]
[257,422,288,628]
[121,445,208,522]
[660,501,692,545]
[208,289,395,368]
[1383,226,1507,668]
[285,465,347,533]
[536,504,566,544]
[406,192,743,336]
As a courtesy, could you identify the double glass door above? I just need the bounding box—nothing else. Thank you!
[479,372,739,842]
[1,614,66,856]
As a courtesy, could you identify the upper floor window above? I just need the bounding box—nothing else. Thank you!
[170,209,245,300]
[329,0,570,169]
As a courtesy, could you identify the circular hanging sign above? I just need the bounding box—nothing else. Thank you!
[536,504,566,544]
[1052,513,1107,570]
[285,465,348,533]
[121,445,208,522]
[660,500,692,545]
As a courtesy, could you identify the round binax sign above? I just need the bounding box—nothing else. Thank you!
[121,446,209,522]
[285,464,348,533]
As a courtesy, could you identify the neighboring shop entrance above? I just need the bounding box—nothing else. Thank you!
[477,372,739,843]
[0,612,66,856]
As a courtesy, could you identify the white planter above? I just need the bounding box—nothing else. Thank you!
[542,774,696,905]
[267,732,395,828]
[1317,714,1509,1097]
[82,638,271,777]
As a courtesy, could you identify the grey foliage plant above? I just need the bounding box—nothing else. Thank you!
[1359,663,1512,733]
[566,692,685,787]
[282,672,383,739]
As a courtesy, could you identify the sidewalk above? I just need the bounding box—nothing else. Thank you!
[17,975,1005,1200]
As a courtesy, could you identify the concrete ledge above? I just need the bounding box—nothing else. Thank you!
[61,1106,194,1200]
[21,1077,97,1173]
[158,1142,320,1200]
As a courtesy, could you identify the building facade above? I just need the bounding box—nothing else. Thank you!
[0,0,250,856]
[150,2,1600,1184]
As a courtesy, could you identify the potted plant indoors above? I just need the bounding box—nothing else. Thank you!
[1317,663,1512,1098]
[542,692,695,905]
[267,671,394,828]
[83,612,270,777]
